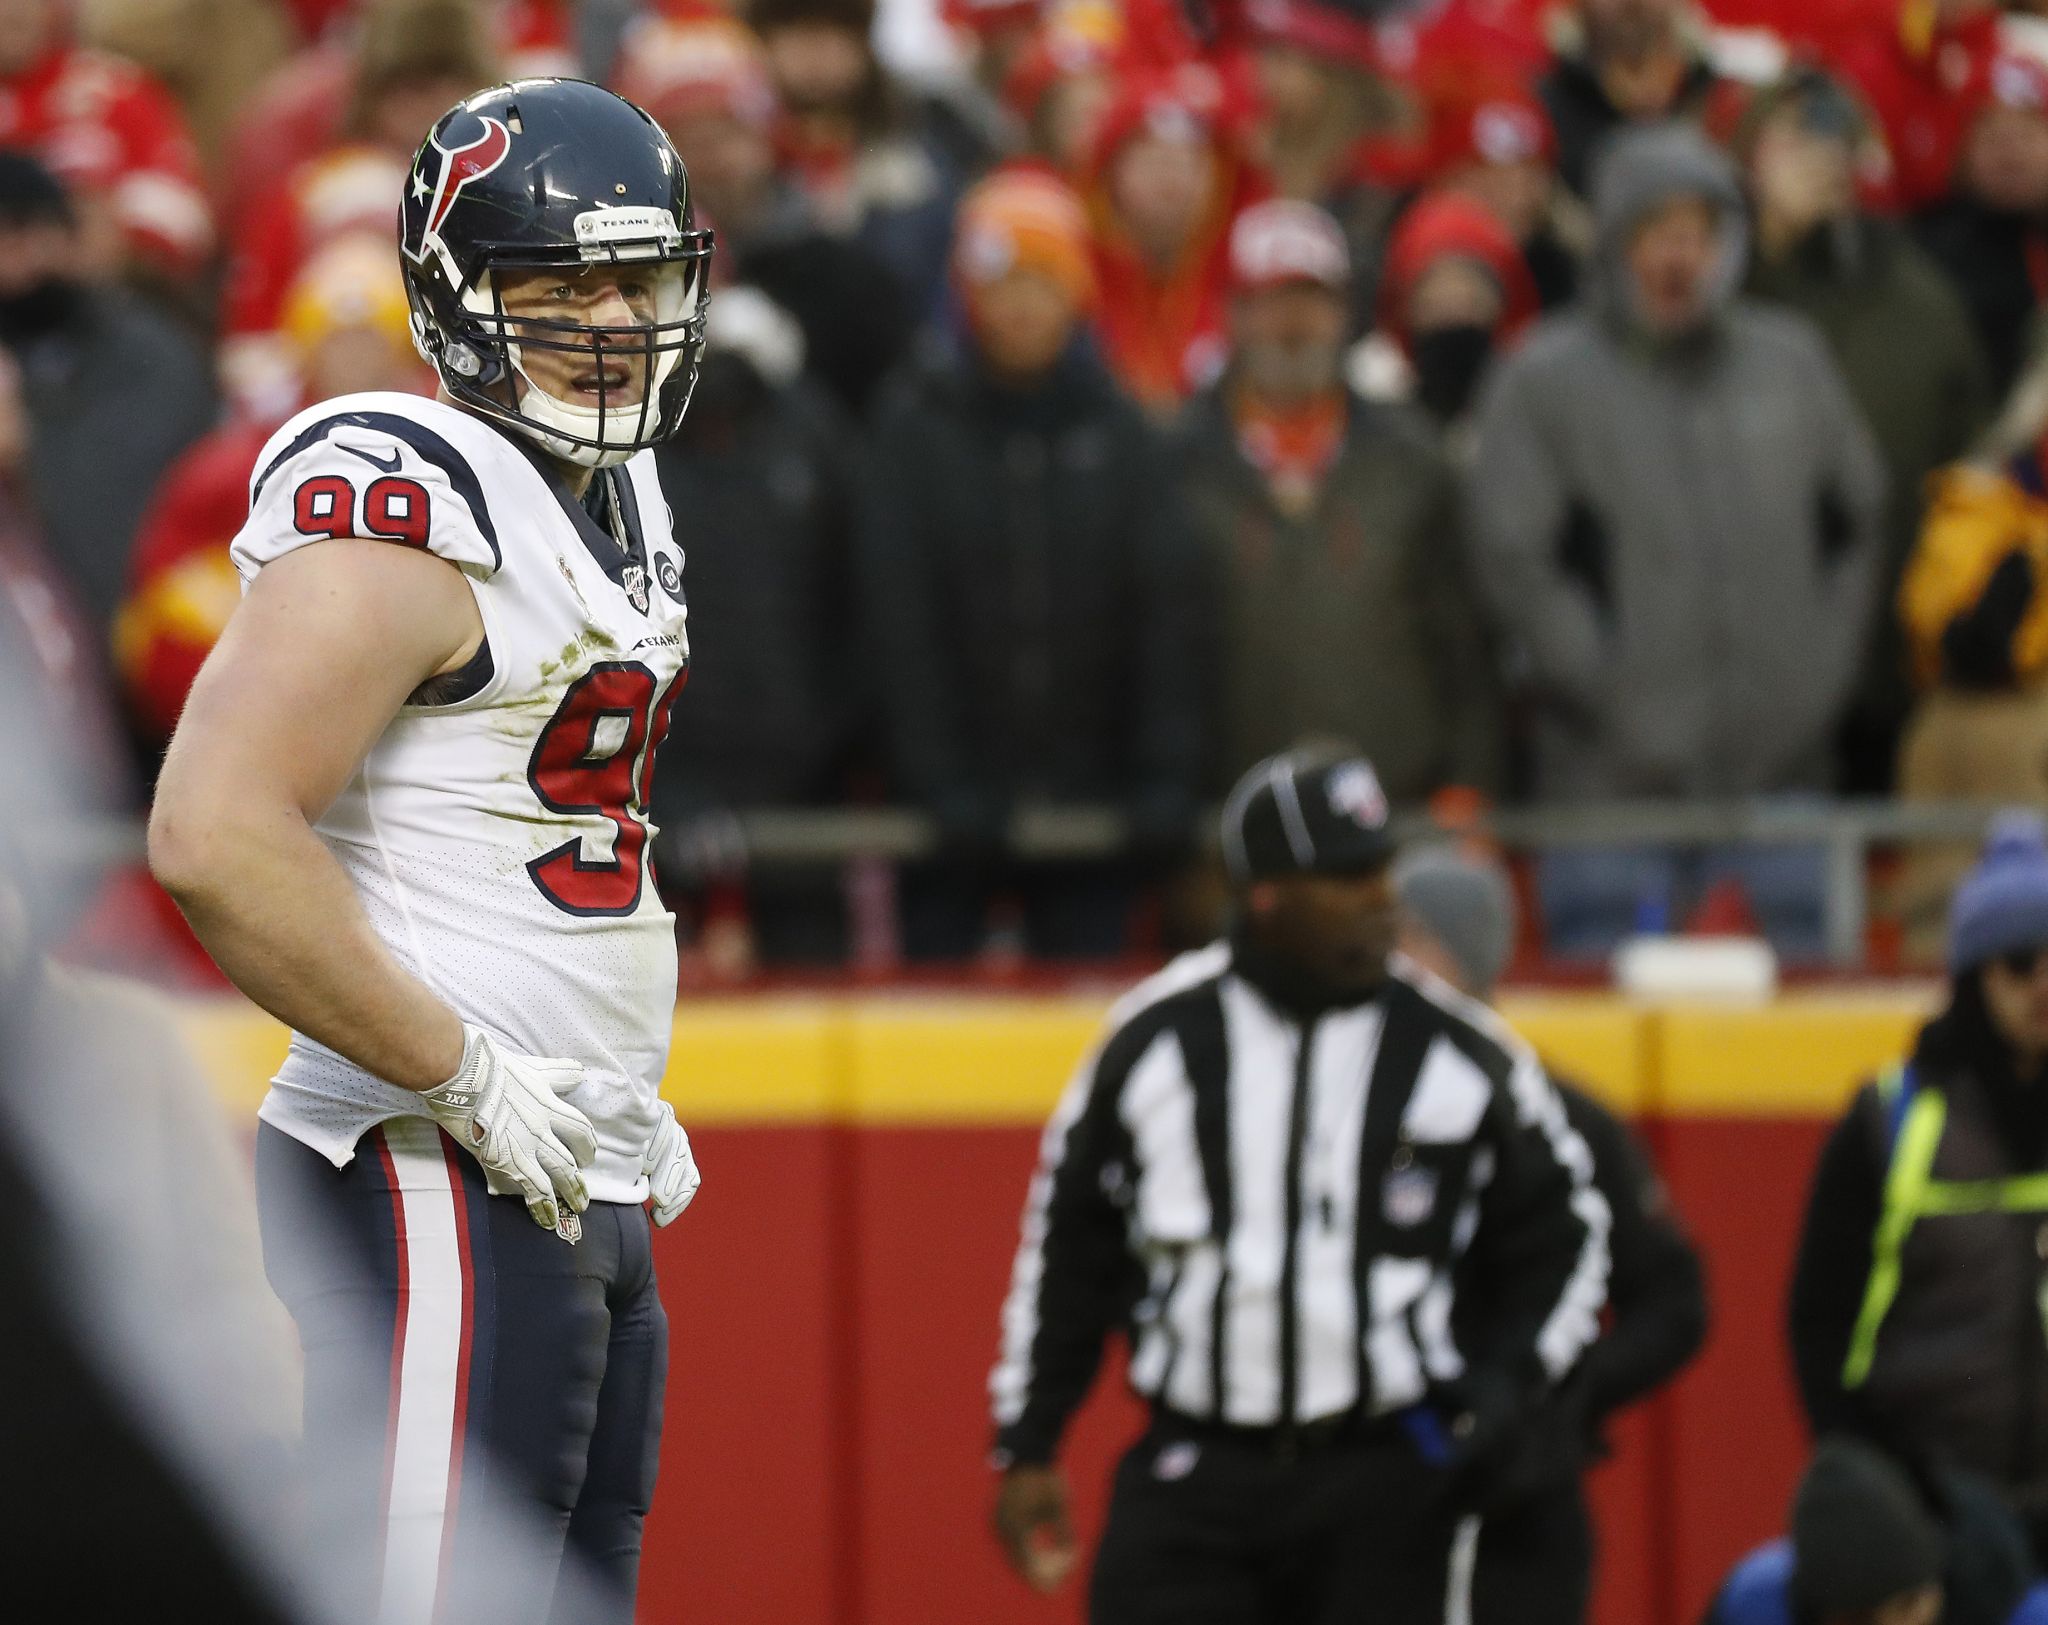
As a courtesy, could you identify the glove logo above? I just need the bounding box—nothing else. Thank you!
[1383,1164,1438,1227]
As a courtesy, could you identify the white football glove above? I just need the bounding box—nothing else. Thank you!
[419,1025,598,1232]
[642,1100,701,1227]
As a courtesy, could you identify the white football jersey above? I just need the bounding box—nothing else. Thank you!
[230,391,689,1203]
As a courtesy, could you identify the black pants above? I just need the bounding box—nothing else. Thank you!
[257,1119,666,1625]
[1091,1415,1467,1625]
[1469,1480,1592,1625]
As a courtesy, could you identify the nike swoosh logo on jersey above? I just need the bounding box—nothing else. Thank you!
[338,443,404,474]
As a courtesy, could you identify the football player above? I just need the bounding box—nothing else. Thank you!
[150,80,709,1625]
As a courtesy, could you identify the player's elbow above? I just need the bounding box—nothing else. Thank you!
[146,785,245,907]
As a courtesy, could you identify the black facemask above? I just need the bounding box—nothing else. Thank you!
[0,277,82,347]
[1411,323,1496,423]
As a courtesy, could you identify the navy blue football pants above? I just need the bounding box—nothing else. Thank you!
[256,1118,666,1625]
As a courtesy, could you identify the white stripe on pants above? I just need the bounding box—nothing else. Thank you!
[376,1118,469,1625]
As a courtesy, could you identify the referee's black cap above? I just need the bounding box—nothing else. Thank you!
[1220,749,1396,883]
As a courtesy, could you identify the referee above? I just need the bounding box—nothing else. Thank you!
[987,750,1611,1622]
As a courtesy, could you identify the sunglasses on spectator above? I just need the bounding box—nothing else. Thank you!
[1997,947,2048,977]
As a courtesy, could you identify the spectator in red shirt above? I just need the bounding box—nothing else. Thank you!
[1427,80,1585,310]
[1913,52,2048,398]
[216,0,506,249]
[1084,62,1266,414]
[75,0,293,176]
[217,0,495,418]
[0,0,212,288]
[1234,0,1413,325]
[1239,0,1398,204]
[117,232,423,745]
[1002,0,1141,176]
[1828,0,2002,212]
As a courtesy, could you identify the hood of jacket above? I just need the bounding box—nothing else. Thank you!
[1587,122,1748,337]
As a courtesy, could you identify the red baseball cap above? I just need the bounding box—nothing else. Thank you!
[1228,198,1350,292]
[1426,83,1555,178]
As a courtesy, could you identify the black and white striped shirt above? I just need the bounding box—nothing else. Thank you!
[990,943,1610,1463]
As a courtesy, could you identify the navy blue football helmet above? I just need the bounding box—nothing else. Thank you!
[399,79,714,468]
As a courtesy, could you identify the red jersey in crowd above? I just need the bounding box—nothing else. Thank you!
[1085,65,1267,411]
[224,145,404,338]
[1820,0,2003,208]
[0,40,212,278]
[114,417,275,745]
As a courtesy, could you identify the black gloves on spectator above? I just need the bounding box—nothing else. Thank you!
[1941,550,2034,689]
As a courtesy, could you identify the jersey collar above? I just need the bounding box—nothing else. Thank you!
[515,440,651,603]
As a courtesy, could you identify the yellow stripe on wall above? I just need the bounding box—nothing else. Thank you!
[168,986,1943,1129]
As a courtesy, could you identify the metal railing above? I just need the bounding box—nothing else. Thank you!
[79,799,2025,968]
[729,798,2024,968]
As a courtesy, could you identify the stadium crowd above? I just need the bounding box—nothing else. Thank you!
[8,0,2048,976]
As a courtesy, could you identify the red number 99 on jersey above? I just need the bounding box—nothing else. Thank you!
[293,474,433,548]
[526,662,681,916]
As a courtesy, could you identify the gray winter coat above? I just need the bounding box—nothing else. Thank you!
[1466,125,1886,799]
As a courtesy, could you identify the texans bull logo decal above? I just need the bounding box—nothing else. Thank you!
[407,115,513,260]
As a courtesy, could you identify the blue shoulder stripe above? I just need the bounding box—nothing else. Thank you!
[250,409,503,572]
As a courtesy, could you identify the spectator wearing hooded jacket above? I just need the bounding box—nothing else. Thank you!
[856,170,1204,958]
[1739,64,1991,795]
[1350,189,1539,442]
[1001,0,1142,178]
[1177,198,1503,802]
[1467,124,1884,957]
[1083,61,1267,415]
[1913,53,2048,400]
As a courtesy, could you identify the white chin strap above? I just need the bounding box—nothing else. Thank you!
[508,379,645,470]
[463,264,697,469]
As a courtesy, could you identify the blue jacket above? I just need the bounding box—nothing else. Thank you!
[1705,1540,2048,1625]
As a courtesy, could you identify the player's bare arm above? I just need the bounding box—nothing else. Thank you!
[154,533,600,1229]
[151,537,481,1091]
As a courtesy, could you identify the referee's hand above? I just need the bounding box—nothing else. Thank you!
[993,1464,1076,1593]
